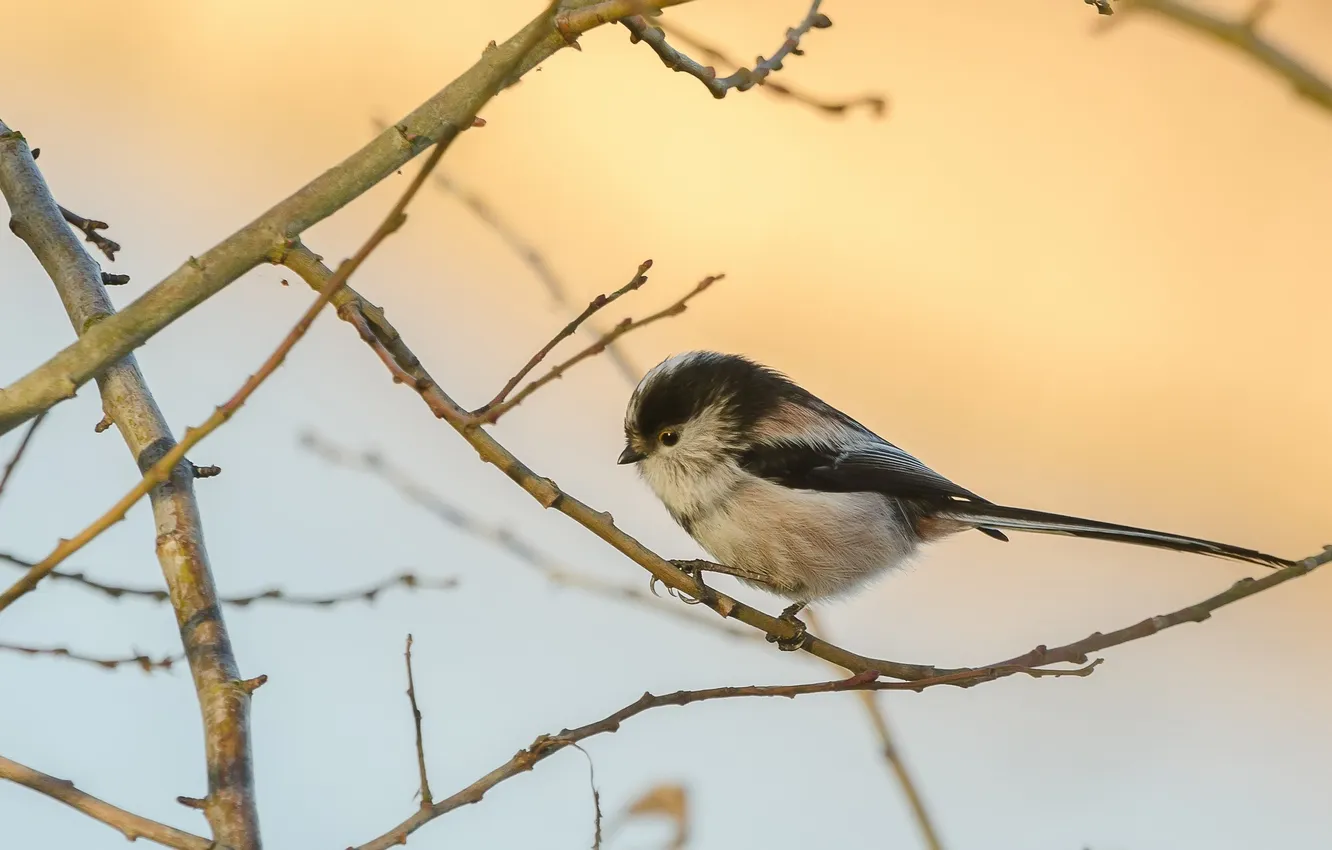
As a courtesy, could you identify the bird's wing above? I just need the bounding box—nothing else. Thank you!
[738,436,985,503]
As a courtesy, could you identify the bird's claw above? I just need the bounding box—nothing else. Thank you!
[766,602,808,651]
[667,560,718,607]
[649,560,717,607]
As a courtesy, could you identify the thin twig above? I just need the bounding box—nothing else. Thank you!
[624,0,881,112]
[58,204,121,261]
[0,0,696,439]
[0,553,454,608]
[624,9,887,116]
[476,259,653,413]
[806,609,944,850]
[0,642,181,672]
[352,663,1092,849]
[570,744,603,850]
[0,5,549,614]
[0,755,213,850]
[0,412,46,508]
[404,635,434,807]
[472,272,722,424]
[294,432,750,641]
[296,247,1331,685]
[1105,0,1332,113]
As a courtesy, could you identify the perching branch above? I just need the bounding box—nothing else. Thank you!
[624,7,887,115]
[1104,1,1332,113]
[0,0,697,439]
[471,271,722,424]
[351,663,1090,850]
[0,642,181,672]
[0,118,262,848]
[0,755,213,850]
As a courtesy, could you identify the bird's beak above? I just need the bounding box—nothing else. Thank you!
[618,444,646,465]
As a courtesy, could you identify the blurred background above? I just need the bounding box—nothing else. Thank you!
[1,1,1329,848]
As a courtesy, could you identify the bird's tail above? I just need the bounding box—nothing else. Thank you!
[934,501,1294,569]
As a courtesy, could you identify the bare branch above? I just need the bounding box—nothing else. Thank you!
[404,635,433,808]
[624,7,888,116]
[351,663,1093,850]
[476,259,653,413]
[0,642,181,672]
[1106,1,1332,113]
[0,412,46,509]
[472,272,722,424]
[0,552,454,608]
[0,0,697,439]
[0,755,213,850]
[294,432,750,641]
[0,118,262,847]
[58,204,121,261]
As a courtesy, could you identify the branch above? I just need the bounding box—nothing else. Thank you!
[0,642,181,672]
[625,8,887,116]
[58,204,121,261]
[805,610,944,850]
[0,0,697,438]
[0,118,262,847]
[987,545,1332,669]
[404,635,433,807]
[476,259,653,413]
[1106,1,1332,113]
[0,755,213,850]
[0,412,45,507]
[471,271,722,424]
[0,553,454,608]
[351,664,1091,850]
[292,246,1332,684]
[294,431,751,641]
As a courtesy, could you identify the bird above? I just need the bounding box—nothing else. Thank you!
[617,351,1293,644]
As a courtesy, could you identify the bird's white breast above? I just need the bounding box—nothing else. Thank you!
[642,456,919,602]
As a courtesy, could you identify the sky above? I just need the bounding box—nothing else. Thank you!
[1,1,1330,848]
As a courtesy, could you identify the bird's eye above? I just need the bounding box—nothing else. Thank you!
[658,429,680,447]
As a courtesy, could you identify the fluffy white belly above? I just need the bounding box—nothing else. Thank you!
[687,478,919,602]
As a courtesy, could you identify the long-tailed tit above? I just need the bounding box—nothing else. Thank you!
[618,351,1292,641]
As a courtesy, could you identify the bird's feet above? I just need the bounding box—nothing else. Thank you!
[666,559,718,608]
[766,602,808,651]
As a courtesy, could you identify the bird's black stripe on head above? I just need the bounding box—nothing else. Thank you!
[631,353,809,441]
